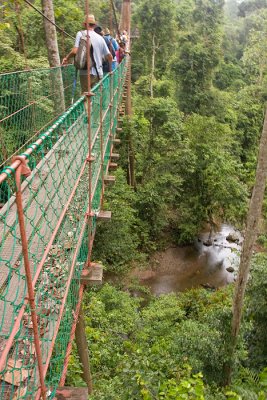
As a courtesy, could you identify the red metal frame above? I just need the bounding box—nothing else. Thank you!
[14,156,47,400]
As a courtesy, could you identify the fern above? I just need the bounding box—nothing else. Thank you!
[231,367,261,400]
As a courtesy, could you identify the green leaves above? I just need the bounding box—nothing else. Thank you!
[158,371,205,399]
[92,168,140,272]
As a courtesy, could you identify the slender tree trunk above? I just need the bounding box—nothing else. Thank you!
[75,308,93,394]
[125,59,136,189]
[224,107,267,385]
[150,34,156,98]
[41,0,65,113]
[14,1,27,61]
[143,35,156,181]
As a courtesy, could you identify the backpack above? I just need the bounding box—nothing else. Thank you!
[108,39,116,58]
[74,31,94,71]
[103,37,115,73]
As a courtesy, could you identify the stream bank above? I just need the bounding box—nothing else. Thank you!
[127,224,243,295]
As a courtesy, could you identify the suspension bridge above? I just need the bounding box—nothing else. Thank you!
[0,1,131,398]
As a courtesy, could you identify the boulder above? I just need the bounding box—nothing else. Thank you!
[226,232,239,244]
[203,239,213,246]
[226,266,235,273]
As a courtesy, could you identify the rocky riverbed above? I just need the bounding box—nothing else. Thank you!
[130,224,242,295]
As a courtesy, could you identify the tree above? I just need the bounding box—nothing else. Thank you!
[177,114,247,242]
[224,105,267,385]
[41,0,65,112]
[92,168,140,273]
[242,10,267,85]
[171,0,224,114]
[133,0,177,96]
[238,0,267,17]
[224,0,239,20]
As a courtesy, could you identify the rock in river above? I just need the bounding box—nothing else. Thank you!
[226,232,239,243]
[226,266,235,273]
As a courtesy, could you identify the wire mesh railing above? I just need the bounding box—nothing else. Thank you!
[0,65,81,170]
[0,58,127,399]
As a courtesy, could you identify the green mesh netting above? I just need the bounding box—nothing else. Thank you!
[0,59,127,399]
[0,65,81,170]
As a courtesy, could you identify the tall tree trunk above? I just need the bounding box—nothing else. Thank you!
[150,34,156,98]
[14,1,27,61]
[75,308,93,394]
[224,107,267,385]
[125,59,136,189]
[41,0,65,113]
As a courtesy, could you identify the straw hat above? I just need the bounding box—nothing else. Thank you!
[104,28,110,35]
[84,14,96,24]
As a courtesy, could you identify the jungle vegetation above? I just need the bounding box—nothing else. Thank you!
[1,0,267,398]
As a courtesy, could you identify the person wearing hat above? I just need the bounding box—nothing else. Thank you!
[103,28,119,71]
[62,14,113,91]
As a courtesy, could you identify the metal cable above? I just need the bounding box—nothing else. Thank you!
[23,0,75,40]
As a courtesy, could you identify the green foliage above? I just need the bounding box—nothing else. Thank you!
[92,168,140,273]
[66,285,253,398]
[158,369,205,399]
[214,61,244,91]
[246,254,267,370]
[176,114,247,242]
[0,0,117,73]
[132,0,177,78]
[172,0,224,114]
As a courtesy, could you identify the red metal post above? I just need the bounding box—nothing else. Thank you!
[109,72,114,143]
[85,0,93,268]
[100,82,105,202]
[14,158,47,400]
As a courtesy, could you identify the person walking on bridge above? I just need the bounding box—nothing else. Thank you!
[62,14,112,91]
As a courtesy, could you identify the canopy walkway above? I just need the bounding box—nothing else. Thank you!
[0,57,129,399]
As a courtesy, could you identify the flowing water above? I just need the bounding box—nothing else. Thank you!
[134,224,242,295]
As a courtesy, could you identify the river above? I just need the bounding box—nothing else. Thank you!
[130,224,242,295]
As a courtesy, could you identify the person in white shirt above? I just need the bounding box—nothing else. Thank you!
[62,14,113,91]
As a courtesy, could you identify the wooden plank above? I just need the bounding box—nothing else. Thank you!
[104,175,115,184]
[111,153,120,160]
[97,211,111,221]
[55,387,88,400]
[108,162,117,170]
[80,263,103,286]
[113,138,121,144]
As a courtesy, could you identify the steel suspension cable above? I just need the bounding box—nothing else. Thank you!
[23,0,75,40]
